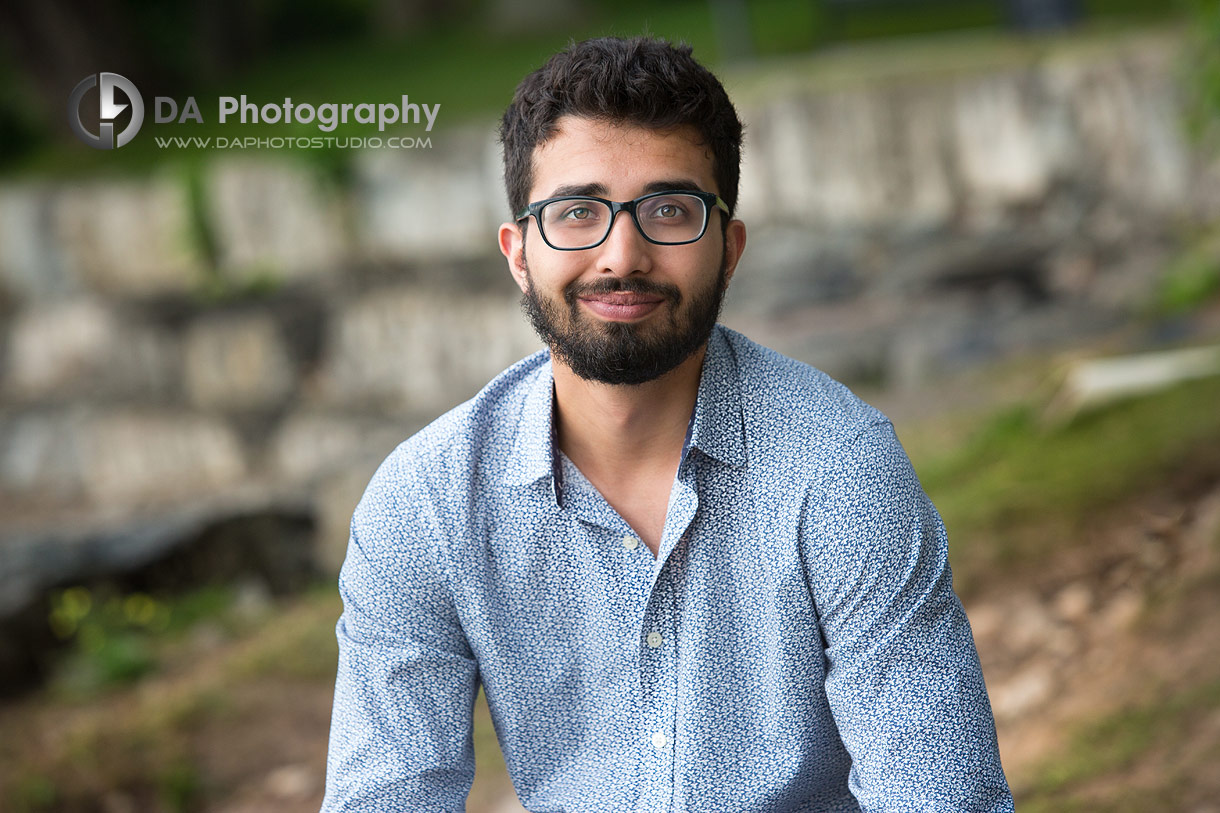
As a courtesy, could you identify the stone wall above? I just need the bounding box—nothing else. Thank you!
[0,29,1214,637]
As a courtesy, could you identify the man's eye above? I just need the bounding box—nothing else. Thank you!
[643,198,692,221]
[561,205,596,221]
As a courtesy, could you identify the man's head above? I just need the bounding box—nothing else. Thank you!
[498,38,747,386]
[499,36,745,222]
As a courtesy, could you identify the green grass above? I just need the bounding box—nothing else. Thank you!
[1018,676,1220,811]
[38,580,339,700]
[1,586,333,812]
[229,585,343,680]
[908,374,1220,591]
[1156,242,1220,315]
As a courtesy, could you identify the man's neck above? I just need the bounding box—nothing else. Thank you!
[552,343,706,477]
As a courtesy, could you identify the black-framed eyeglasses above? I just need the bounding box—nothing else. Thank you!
[515,190,730,251]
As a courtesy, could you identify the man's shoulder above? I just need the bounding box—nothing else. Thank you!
[718,326,887,444]
[374,347,550,487]
[718,328,917,519]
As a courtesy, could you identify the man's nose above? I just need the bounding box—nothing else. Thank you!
[594,209,652,277]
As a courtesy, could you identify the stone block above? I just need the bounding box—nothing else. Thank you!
[183,313,295,410]
[0,184,78,301]
[744,81,958,229]
[4,299,117,398]
[207,159,347,283]
[0,409,247,509]
[953,74,1052,206]
[768,92,896,226]
[80,411,248,506]
[896,87,958,227]
[54,177,204,296]
[0,410,88,501]
[1058,50,1190,211]
[352,127,503,263]
[270,413,408,484]
[320,286,542,415]
[2,299,180,402]
[727,227,864,317]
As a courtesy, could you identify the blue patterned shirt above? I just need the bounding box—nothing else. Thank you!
[323,325,1013,812]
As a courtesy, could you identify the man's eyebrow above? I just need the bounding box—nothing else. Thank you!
[549,182,609,198]
[545,179,709,199]
[641,179,706,194]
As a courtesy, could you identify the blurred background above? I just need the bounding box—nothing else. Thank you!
[1,1,1219,810]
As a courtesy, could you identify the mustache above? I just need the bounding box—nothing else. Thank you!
[564,277,681,303]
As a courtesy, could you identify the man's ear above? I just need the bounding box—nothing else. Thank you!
[499,221,529,295]
[721,219,747,289]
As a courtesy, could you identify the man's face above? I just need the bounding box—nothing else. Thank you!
[499,116,746,385]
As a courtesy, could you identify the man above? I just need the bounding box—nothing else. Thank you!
[322,37,1013,812]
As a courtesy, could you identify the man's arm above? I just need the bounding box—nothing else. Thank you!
[804,419,1014,812]
[321,450,478,812]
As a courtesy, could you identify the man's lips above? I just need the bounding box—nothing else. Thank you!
[577,291,666,320]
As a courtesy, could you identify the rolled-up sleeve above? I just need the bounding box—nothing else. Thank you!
[805,419,1014,812]
[321,448,478,812]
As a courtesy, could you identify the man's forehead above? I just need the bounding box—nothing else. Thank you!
[529,115,716,197]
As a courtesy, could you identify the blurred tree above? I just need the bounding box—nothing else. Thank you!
[710,0,755,61]
[0,0,482,142]
[1185,0,1220,144]
[484,0,589,34]
[1005,0,1081,30]
[0,0,157,127]
[374,0,470,36]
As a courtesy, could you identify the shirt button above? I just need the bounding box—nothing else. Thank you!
[646,631,663,649]
[621,535,640,551]
[651,731,669,749]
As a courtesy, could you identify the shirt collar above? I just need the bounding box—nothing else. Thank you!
[504,357,558,489]
[687,324,747,469]
[504,324,747,493]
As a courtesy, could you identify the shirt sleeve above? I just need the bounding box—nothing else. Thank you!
[321,449,479,812]
[804,419,1014,812]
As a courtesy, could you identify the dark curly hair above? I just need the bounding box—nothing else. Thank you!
[499,37,744,220]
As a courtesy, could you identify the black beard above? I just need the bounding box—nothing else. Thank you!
[519,249,728,386]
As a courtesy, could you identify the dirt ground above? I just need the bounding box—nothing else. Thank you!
[970,451,1220,810]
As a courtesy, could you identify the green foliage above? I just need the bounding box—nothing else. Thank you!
[912,375,1220,588]
[818,0,1002,42]
[194,265,286,305]
[0,55,44,172]
[1019,677,1220,810]
[158,585,244,634]
[158,759,204,812]
[48,588,168,693]
[184,160,220,273]
[46,585,245,697]
[1183,0,1220,142]
[230,587,342,680]
[1157,243,1220,314]
[749,0,826,54]
[8,773,57,812]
